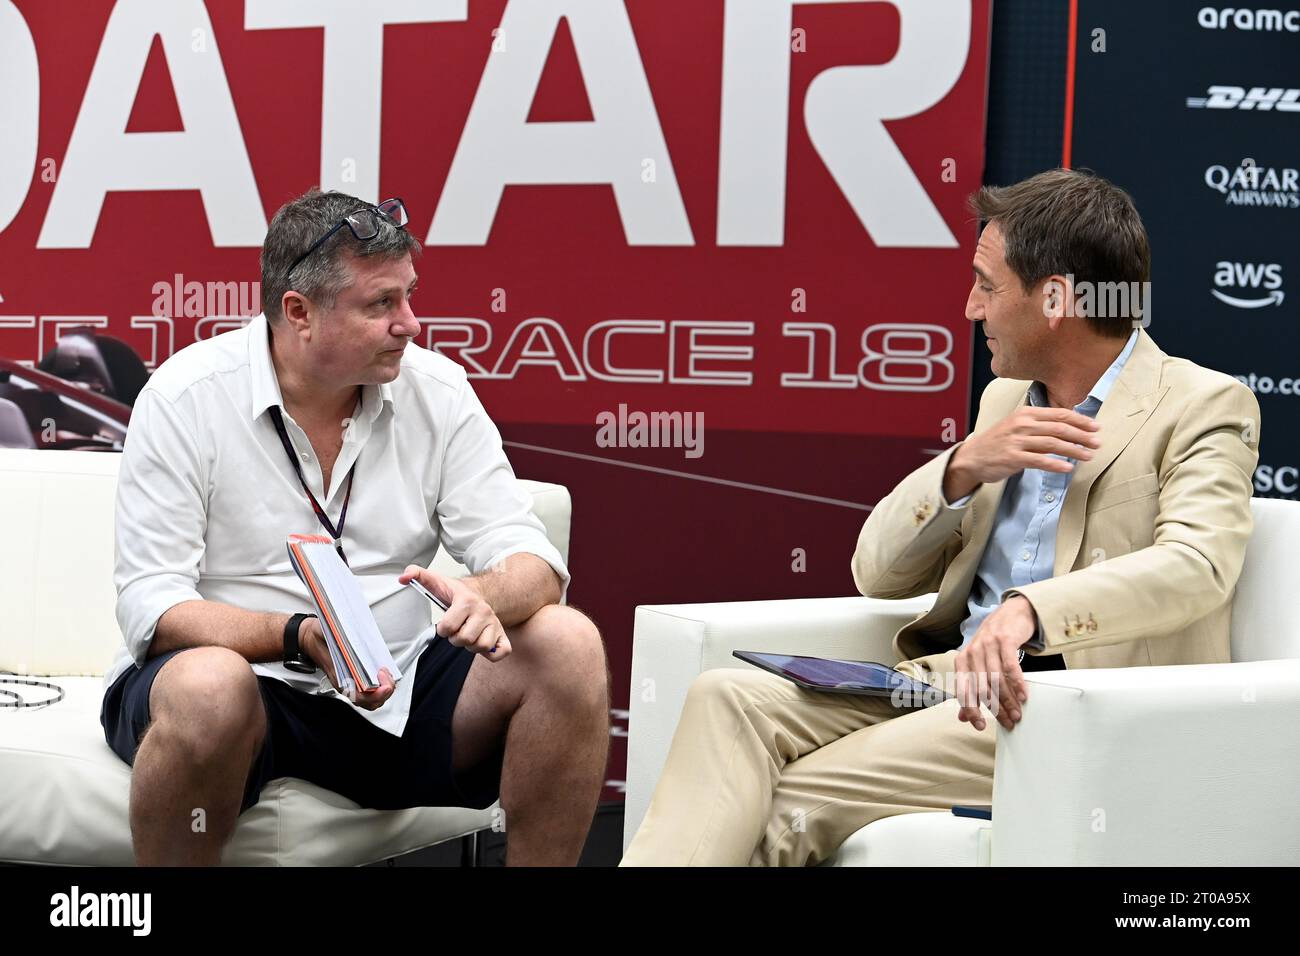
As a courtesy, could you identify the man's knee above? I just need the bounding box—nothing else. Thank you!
[146,647,266,762]
[521,605,608,698]
[685,667,783,710]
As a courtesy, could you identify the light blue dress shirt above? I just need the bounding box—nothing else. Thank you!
[951,329,1140,650]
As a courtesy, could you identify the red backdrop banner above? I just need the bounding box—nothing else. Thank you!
[0,0,991,799]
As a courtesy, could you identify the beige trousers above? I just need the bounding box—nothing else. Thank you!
[620,650,997,866]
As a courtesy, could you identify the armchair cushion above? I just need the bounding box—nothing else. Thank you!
[626,592,1300,866]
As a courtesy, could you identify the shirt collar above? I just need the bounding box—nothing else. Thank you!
[1028,328,1140,410]
[247,312,395,424]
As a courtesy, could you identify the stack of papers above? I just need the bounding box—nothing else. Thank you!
[286,533,402,700]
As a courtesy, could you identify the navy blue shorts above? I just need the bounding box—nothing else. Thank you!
[100,637,503,815]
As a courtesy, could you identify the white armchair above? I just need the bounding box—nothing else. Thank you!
[0,449,571,866]
[624,497,1300,866]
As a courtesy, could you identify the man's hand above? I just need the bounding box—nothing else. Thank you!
[944,406,1103,502]
[954,596,1037,732]
[399,565,512,662]
[299,616,396,710]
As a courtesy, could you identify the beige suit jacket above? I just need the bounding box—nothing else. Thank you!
[851,328,1262,670]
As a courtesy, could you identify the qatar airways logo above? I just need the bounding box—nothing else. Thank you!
[1204,161,1300,208]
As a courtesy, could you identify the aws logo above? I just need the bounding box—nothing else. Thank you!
[1212,261,1285,308]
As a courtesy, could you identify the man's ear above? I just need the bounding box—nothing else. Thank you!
[281,291,314,338]
[1039,273,1075,331]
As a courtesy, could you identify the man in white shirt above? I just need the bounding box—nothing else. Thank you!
[100,189,609,866]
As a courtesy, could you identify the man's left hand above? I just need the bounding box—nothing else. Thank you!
[954,595,1036,732]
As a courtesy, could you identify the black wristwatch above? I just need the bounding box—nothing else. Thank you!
[283,613,318,674]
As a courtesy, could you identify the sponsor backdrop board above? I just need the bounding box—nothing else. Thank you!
[1070,0,1299,500]
[0,0,993,798]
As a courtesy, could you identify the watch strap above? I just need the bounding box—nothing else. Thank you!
[283,612,318,672]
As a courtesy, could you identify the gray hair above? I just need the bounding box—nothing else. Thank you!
[260,188,422,323]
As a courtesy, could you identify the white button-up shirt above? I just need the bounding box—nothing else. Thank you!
[105,313,570,737]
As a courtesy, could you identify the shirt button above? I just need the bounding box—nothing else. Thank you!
[1020,549,1031,561]
[1044,493,1055,502]
[300,452,311,462]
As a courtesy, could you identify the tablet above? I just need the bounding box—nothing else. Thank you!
[733,650,950,707]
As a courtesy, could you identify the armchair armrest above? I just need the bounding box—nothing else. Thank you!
[992,658,1300,865]
[624,594,935,852]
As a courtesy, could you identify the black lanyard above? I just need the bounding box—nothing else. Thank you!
[269,405,355,566]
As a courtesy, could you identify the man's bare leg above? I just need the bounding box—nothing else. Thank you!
[450,605,610,865]
[128,647,267,866]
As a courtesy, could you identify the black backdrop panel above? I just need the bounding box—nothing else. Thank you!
[1071,0,1300,499]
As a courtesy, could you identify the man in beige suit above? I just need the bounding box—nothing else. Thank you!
[621,168,1261,866]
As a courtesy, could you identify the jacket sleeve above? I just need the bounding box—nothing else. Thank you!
[850,442,970,600]
[850,379,1020,600]
[1005,378,1260,652]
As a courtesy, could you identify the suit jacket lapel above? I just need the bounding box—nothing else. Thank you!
[1052,329,1169,575]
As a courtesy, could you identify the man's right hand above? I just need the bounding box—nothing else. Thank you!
[944,406,1103,502]
[299,616,395,711]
